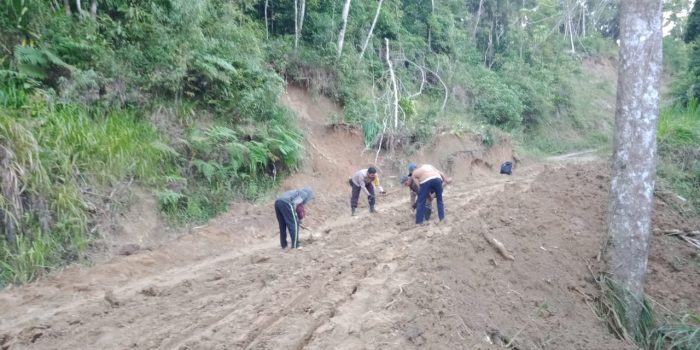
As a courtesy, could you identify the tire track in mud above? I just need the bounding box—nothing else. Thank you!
[229,176,529,350]
[171,211,412,349]
[1,169,536,350]
[148,179,482,349]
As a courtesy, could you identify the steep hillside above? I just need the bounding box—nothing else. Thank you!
[0,88,697,350]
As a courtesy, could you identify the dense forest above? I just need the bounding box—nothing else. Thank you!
[0,0,698,286]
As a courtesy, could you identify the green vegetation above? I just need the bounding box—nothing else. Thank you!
[657,101,700,214]
[599,275,700,350]
[599,275,656,347]
[675,0,700,106]
[0,90,169,284]
[0,0,696,287]
[0,0,304,285]
[658,0,700,217]
[651,313,700,350]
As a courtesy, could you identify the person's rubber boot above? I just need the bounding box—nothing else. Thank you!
[369,204,377,214]
[351,207,357,216]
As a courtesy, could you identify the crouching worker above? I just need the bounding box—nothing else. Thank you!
[410,164,450,224]
[400,175,433,221]
[275,186,314,249]
[349,167,381,216]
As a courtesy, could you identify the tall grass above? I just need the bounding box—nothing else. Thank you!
[598,274,700,350]
[650,313,700,350]
[39,106,172,184]
[598,275,656,346]
[657,100,700,214]
[0,91,173,286]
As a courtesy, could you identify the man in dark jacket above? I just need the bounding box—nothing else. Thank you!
[275,186,314,249]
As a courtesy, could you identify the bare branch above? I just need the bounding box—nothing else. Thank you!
[401,59,426,99]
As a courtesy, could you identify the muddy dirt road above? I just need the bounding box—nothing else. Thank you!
[0,88,697,350]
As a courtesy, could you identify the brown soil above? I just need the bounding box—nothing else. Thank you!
[0,87,698,350]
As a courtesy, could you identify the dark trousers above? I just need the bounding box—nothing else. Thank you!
[416,178,444,224]
[349,179,375,208]
[274,199,299,248]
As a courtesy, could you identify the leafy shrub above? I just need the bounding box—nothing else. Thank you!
[473,70,524,130]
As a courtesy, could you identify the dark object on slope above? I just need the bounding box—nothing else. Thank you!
[500,161,513,175]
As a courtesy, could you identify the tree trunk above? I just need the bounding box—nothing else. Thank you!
[90,0,97,19]
[293,0,306,50]
[63,0,71,15]
[484,19,494,67]
[265,0,269,40]
[385,38,399,131]
[606,0,662,333]
[75,0,82,17]
[562,0,576,52]
[337,0,352,58]
[270,0,274,35]
[428,0,434,51]
[294,0,299,50]
[568,15,576,52]
[581,2,586,38]
[472,0,485,40]
[359,0,384,59]
[299,0,306,46]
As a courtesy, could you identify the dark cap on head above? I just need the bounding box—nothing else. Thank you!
[367,167,377,174]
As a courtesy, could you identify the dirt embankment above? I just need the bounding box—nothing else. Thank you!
[0,87,697,350]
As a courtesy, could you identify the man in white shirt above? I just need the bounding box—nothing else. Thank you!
[348,167,380,216]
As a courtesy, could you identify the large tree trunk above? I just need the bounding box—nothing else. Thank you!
[336,0,352,58]
[359,0,384,59]
[606,0,662,333]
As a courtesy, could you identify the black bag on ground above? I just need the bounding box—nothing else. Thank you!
[500,161,513,175]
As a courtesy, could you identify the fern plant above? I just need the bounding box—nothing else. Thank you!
[12,45,72,81]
